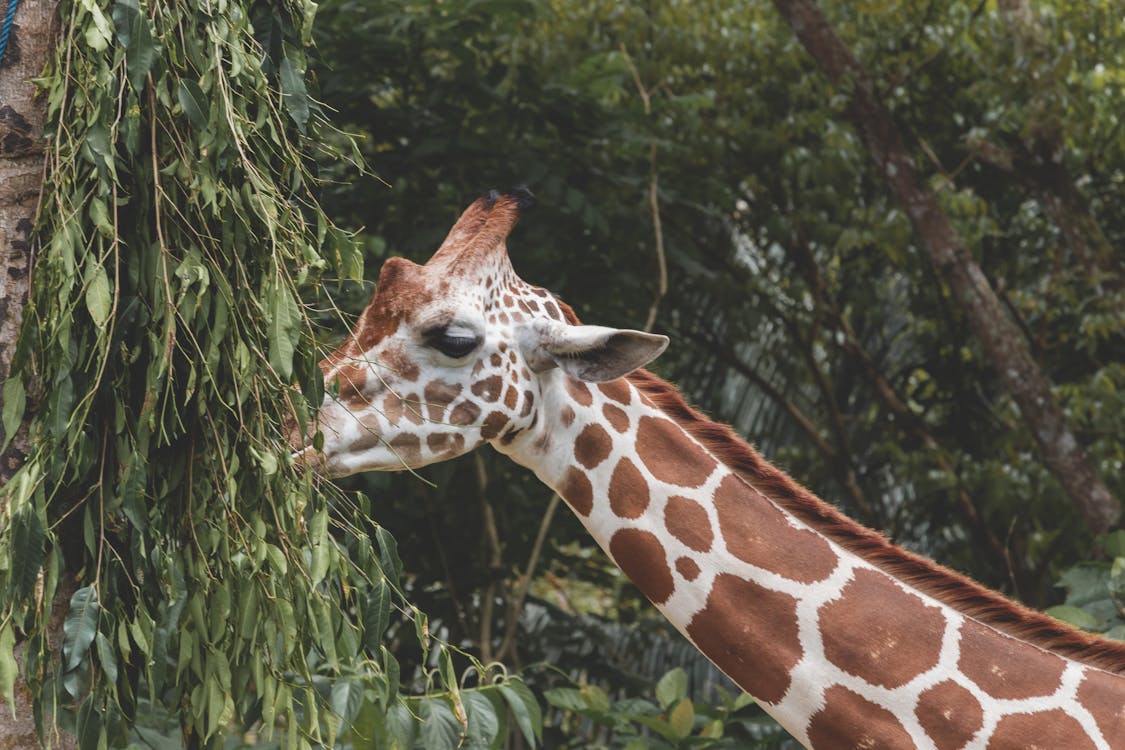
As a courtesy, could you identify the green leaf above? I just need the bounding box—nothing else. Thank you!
[1046,604,1100,630]
[94,631,118,685]
[386,700,415,750]
[655,667,687,709]
[1102,530,1125,559]
[278,55,310,132]
[113,0,161,93]
[85,263,112,327]
[580,684,609,713]
[0,625,16,715]
[331,678,364,726]
[63,586,101,671]
[543,687,585,713]
[668,698,694,739]
[80,0,113,51]
[376,526,403,588]
[499,681,541,746]
[1058,564,1111,607]
[362,579,391,651]
[177,80,210,130]
[266,279,300,380]
[463,691,500,750]
[2,377,26,452]
[7,506,46,601]
[83,124,115,180]
[76,698,103,750]
[419,697,461,750]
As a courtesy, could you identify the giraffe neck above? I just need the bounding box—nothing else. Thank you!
[503,369,1125,750]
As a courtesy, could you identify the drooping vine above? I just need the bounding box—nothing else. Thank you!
[0,1,535,747]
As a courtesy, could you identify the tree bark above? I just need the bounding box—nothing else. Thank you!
[0,1,67,747]
[771,0,1122,534]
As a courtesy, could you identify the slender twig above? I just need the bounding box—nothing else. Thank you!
[476,453,501,663]
[495,493,562,663]
[620,44,667,332]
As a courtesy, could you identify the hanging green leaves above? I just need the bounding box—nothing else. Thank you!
[0,0,533,746]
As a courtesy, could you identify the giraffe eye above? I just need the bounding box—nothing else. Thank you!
[426,328,480,359]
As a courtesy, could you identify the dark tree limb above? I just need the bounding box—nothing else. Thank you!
[771,0,1121,534]
[782,237,1009,565]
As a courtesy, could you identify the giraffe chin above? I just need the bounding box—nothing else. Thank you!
[293,447,418,479]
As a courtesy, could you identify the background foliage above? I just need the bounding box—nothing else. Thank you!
[311,0,1123,745]
[0,0,1121,748]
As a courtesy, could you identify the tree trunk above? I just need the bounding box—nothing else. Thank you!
[771,0,1122,534]
[0,1,68,747]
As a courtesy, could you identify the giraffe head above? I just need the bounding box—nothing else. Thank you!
[303,189,669,477]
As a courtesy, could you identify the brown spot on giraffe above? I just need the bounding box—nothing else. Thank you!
[490,352,502,367]
[381,392,404,423]
[806,686,914,749]
[332,363,373,408]
[609,529,674,604]
[401,394,423,425]
[427,432,465,456]
[819,568,945,688]
[986,709,1097,750]
[560,406,575,428]
[381,344,420,382]
[597,379,631,405]
[714,474,837,583]
[565,378,593,406]
[348,414,384,453]
[958,620,1066,700]
[520,390,534,417]
[559,467,593,516]
[424,380,462,421]
[503,386,518,410]
[664,496,713,553]
[480,411,508,441]
[603,403,629,433]
[575,423,612,469]
[1077,669,1125,749]
[914,680,983,750]
[608,458,649,518]
[388,433,421,464]
[472,375,503,402]
[449,400,482,426]
[635,416,717,487]
[686,574,801,705]
[675,557,700,581]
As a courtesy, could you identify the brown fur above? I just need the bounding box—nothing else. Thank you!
[624,366,1125,674]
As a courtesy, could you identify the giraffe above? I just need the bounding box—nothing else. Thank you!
[299,189,1125,749]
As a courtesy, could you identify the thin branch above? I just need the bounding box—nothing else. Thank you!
[620,43,667,332]
[494,493,562,663]
[475,453,502,663]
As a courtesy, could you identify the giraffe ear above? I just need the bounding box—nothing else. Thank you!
[528,323,669,382]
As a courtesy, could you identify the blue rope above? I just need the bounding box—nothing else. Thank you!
[0,0,19,67]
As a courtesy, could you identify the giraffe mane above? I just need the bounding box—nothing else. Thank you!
[625,366,1125,675]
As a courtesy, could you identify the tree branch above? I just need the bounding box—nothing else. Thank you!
[772,0,1121,533]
